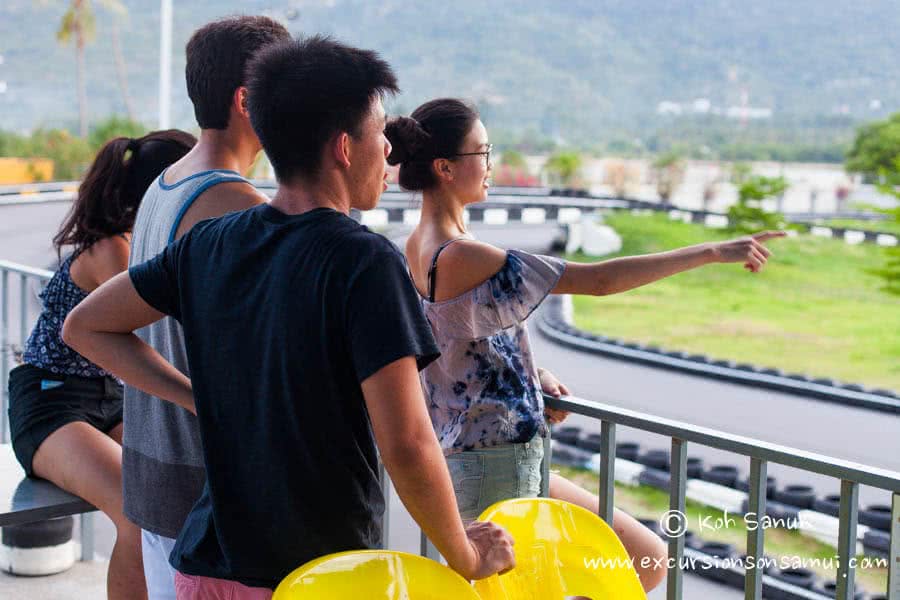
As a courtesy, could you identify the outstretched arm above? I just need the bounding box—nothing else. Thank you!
[553,231,786,296]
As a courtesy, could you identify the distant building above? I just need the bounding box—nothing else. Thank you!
[725,106,773,120]
[691,98,711,114]
[657,101,683,115]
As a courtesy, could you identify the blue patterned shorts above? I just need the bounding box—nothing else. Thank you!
[445,434,551,521]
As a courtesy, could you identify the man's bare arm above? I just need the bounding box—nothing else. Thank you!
[362,356,515,580]
[63,272,194,413]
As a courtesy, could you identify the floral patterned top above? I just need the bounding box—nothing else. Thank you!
[22,253,111,378]
[420,249,566,455]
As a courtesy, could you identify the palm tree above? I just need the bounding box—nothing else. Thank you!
[108,6,135,121]
[56,0,91,138]
[544,151,583,187]
[55,0,130,138]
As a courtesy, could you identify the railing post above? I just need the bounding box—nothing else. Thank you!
[19,273,28,351]
[836,479,859,600]
[744,457,767,600]
[1,268,9,443]
[888,493,899,600]
[667,438,687,600]
[598,421,616,525]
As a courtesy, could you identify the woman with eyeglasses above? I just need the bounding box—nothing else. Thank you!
[385,98,784,591]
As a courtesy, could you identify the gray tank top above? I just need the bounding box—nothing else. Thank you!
[123,168,249,538]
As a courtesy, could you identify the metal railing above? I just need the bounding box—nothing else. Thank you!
[388,394,899,599]
[2,256,898,598]
[545,394,899,600]
[375,391,900,598]
[0,260,54,443]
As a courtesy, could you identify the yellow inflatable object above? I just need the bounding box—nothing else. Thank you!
[272,549,482,600]
[473,498,647,600]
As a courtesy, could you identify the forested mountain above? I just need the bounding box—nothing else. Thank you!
[2,0,898,156]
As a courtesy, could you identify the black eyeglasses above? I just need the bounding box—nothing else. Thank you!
[450,143,493,168]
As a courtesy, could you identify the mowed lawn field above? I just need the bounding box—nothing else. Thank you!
[568,212,900,392]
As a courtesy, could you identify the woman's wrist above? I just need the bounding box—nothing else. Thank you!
[704,242,723,263]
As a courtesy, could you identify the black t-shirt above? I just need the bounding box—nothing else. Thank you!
[129,204,440,589]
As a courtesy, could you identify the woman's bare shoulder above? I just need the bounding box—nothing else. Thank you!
[430,239,507,302]
[72,235,130,291]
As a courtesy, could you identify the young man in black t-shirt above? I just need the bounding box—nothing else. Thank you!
[63,36,515,597]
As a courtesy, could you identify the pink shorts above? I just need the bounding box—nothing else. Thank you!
[174,571,272,600]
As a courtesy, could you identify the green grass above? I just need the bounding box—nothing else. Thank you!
[555,466,888,593]
[568,212,900,392]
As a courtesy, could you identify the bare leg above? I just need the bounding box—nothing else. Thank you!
[549,473,667,592]
[32,421,147,600]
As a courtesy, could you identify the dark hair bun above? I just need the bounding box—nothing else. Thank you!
[385,116,431,166]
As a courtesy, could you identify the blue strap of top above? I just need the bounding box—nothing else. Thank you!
[166,172,251,244]
[426,236,469,302]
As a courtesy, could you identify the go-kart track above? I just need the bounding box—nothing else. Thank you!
[0,189,897,599]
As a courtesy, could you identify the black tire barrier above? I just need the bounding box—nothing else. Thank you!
[736,476,778,499]
[813,580,866,600]
[698,541,734,559]
[554,426,581,446]
[686,457,704,479]
[769,567,817,589]
[550,446,579,467]
[701,465,739,488]
[812,580,867,600]
[692,542,744,586]
[637,468,671,491]
[1,517,75,576]
[812,494,842,517]
[637,449,670,471]
[551,444,593,468]
[741,498,801,523]
[683,530,701,550]
[736,553,779,577]
[615,442,640,461]
[863,529,890,554]
[576,433,604,453]
[774,485,816,510]
[537,297,900,414]
[766,500,801,523]
[637,518,661,537]
[859,504,892,531]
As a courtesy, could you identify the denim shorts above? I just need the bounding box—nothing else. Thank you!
[445,434,551,521]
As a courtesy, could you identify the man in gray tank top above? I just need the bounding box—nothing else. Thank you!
[124,16,289,600]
